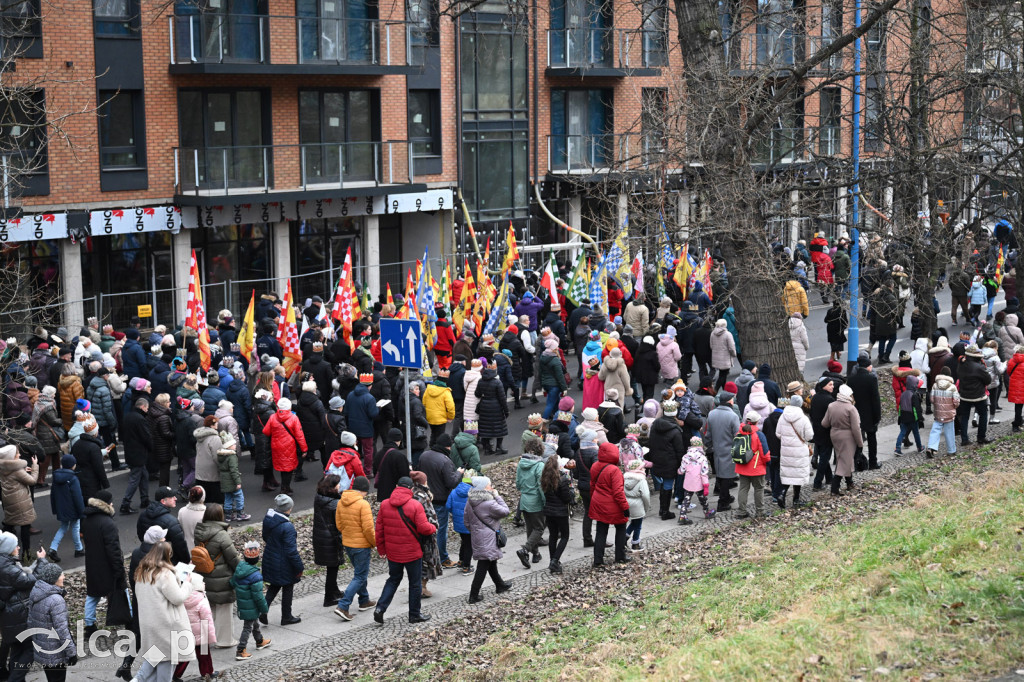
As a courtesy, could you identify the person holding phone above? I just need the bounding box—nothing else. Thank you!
[70,415,110,501]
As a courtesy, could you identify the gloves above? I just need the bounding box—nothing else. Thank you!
[623,509,630,519]
[703,484,710,497]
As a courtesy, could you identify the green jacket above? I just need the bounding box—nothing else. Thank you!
[451,432,481,472]
[230,561,269,621]
[538,353,568,391]
[515,455,546,513]
[833,249,851,283]
[217,448,242,493]
[192,521,240,605]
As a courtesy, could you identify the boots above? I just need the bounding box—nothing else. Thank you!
[845,476,855,490]
[513,388,522,410]
[659,490,674,520]
[830,477,844,496]
[115,655,134,681]
[421,578,432,599]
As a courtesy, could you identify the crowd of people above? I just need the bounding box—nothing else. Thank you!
[0,229,1021,678]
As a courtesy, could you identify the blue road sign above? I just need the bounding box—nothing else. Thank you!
[379,318,423,369]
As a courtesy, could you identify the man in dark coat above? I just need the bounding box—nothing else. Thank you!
[81,490,128,636]
[810,376,836,490]
[369,364,395,449]
[417,434,461,569]
[447,356,467,436]
[0,530,46,678]
[121,328,149,382]
[567,300,592,345]
[646,400,684,520]
[261,495,305,626]
[71,423,110,502]
[343,381,380,476]
[847,353,883,469]
[256,322,283,362]
[120,398,152,514]
[374,429,411,502]
[872,283,901,364]
[136,487,190,565]
[677,302,700,379]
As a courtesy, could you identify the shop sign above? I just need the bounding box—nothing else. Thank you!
[0,212,67,243]
[90,206,182,236]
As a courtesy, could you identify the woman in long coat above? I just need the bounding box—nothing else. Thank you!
[133,541,195,681]
[789,313,810,373]
[474,363,509,456]
[775,395,815,507]
[193,503,240,649]
[0,444,37,557]
[821,384,863,495]
[409,471,442,598]
[463,475,511,603]
[461,360,483,425]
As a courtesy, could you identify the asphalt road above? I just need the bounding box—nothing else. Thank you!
[30,282,998,572]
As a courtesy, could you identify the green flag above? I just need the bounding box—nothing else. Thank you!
[566,250,590,306]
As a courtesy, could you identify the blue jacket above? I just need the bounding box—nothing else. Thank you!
[50,468,85,523]
[226,380,252,431]
[343,384,379,438]
[201,386,226,416]
[86,380,116,428]
[969,281,988,305]
[121,339,148,381]
[446,481,472,534]
[149,359,172,397]
[217,366,235,392]
[448,362,467,402]
[261,509,304,586]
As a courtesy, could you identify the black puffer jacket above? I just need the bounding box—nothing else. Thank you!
[645,415,684,479]
[296,389,327,453]
[136,500,190,565]
[541,471,573,518]
[312,492,344,567]
[148,401,175,464]
[121,406,152,469]
[847,366,882,433]
[302,353,335,409]
[174,410,203,462]
[0,552,37,638]
[632,341,661,386]
[251,396,276,474]
[499,331,526,383]
[474,369,508,439]
[72,433,109,501]
[958,356,992,401]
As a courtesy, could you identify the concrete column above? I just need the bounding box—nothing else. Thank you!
[837,193,848,237]
[272,220,291,295]
[678,191,690,242]
[365,214,380,299]
[60,240,85,331]
[171,229,192,324]
[616,193,628,234]
[790,188,801,247]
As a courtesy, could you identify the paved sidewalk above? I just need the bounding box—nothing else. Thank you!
[27,417,981,681]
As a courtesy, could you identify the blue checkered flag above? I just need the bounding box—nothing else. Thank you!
[482,275,509,337]
[589,254,607,311]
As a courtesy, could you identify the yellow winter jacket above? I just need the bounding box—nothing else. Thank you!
[422,382,455,425]
[335,490,376,548]
[782,280,810,318]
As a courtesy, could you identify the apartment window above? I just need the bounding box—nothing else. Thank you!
[865,9,886,71]
[1,0,42,59]
[99,91,144,169]
[409,89,440,161]
[462,129,528,221]
[756,0,803,66]
[864,86,883,151]
[408,0,439,48]
[298,89,379,183]
[298,0,377,63]
[94,0,139,37]
[177,89,268,191]
[819,87,841,155]
[549,0,612,67]
[641,88,667,159]
[461,21,528,119]
[642,0,668,66]
[550,89,612,169]
[0,89,47,195]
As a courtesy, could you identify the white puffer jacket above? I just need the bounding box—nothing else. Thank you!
[776,404,814,486]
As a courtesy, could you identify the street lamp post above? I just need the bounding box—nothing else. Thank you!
[848,0,863,371]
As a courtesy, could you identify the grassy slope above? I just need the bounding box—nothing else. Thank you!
[474,459,1024,681]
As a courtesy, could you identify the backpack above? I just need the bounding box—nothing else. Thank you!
[190,540,221,575]
[730,430,754,465]
[326,459,352,491]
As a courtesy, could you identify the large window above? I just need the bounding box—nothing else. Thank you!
[463,130,528,221]
[756,0,803,66]
[641,88,667,160]
[864,86,883,152]
[177,89,267,191]
[641,0,668,67]
[291,218,362,306]
[408,0,439,51]
[99,91,144,170]
[0,0,41,58]
[298,89,378,184]
[298,0,377,63]
[191,224,272,316]
[819,87,841,154]
[865,8,886,72]
[408,89,440,159]
[94,0,139,36]
[549,0,611,67]
[461,20,528,120]
[550,89,612,170]
[81,232,173,329]
[1,89,47,195]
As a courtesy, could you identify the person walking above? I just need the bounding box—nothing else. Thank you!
[710,319,737,390]
[622,458,650,551]
[894,376,924,456]
[230,541,272,661]
[418,435,461,570]
[218,432,248,522]
[312,474,345,607]
[733,412,771,519]
[789,312,810,373]
[193,502,241,649]
[131,541,194,682]
[464,476,512,604]
[703,392,740,511]
[27,560,77,682]
[136,487,190,565]
[333,476,376,620]
[195,416,225,505]
[646,399,684,520]
[589,442,630,566]
[540,456,573,572]
[475,361,509,456]
[822,384,863,495]
[120,398,152,514]
[958,344,993,445]
[0,445,37,563]
[81,490,127,638]
[928,367,961,457]
[677,436,714,524]
[178,485,206,552]
[514,438,547,569]
[538,338,569,420]
[47,455,85,563]
[261,494,304,626]
[848,353,882,469]
[296,380,328,467]
[343,377,379,476]
[776,395,814,508]
[446,470,474,574]
[372,477,436,625]
[172,573,216,681]
[263,398,308,493]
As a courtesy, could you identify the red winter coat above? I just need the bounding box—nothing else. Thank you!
[1007,353,1024,404]
[376,486,437,563]
[557,290,568,322]
[324,447,366,485]
[601,342,633,368]
[588,442,629,524]
[262,409,307,473]
[607,285,624,317]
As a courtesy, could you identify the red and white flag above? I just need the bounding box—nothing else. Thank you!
[278,279,301,377]
[185,249,211,372]
[631,250,645,295]
[331,246,360,348]
[539,249,558,299]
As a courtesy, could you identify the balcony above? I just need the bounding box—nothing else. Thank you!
[545,28,666,76]
[751,126,841,164]
[546,133,680,174]
[966,47,1020,73]
[172,141,424,204]
[730,32,803,73]
[168,13,423,75]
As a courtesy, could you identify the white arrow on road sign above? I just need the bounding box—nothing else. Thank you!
[383,340,400,360]
[406,327,418,360]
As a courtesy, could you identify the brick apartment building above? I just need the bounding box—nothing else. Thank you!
[0,0,1001,332]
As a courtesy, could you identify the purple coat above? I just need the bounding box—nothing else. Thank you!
[514,297,545,332]
[463,489,509,561]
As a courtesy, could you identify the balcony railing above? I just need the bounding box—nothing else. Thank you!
[966,47,1020,72]
[173,141,414,195]
[168,13,423,68]
[546,28,668,71]
[547,133,678,173]
[731,32,802,71]
[751,126,840,164]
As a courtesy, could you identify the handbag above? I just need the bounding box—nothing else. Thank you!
[43,421,69,455]
[280,419,304,460]
[106,587,134,626]
[484,518,507,548]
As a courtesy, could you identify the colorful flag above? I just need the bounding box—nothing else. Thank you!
[482,274,510,337]
[400,268,418,321]
[688,249,714,300]
[278,280,302,378]
[672,243,692,294]
[501,223,519,276]
[539,249,558,299]
[632,251,645,295]
[238,289,257,368]
[589,253,608,312]
[386,282,394,308]
[454,259,474,332]
[659,217,675,269]
[605,226,633,298]
[442,259,453,312]
[417,250,437,350]
[332,246,360,348]
[185,249,212,372]
[996,244,1005,285]
[566,250,590,306]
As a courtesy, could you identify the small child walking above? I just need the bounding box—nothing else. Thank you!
[678,436,715,525]
[623,459,651,551]
[446,469,474,575]
[894,375,924,456]
[48,454,85,563]
[174,573,217,680]
[230,541,272,660]
[219,432,250,522]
